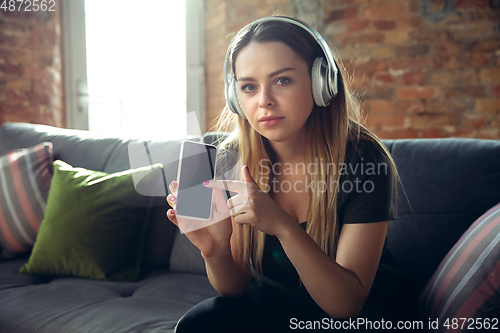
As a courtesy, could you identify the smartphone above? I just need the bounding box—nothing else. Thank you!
[174,140,217,220]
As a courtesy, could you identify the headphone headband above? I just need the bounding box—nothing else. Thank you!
[223,16,339,118]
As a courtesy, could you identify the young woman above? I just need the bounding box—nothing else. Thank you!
[166,16,403,332]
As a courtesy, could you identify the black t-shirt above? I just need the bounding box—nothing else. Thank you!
[260,139,397,301]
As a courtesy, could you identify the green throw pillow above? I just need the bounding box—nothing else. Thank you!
[20,160,163,281]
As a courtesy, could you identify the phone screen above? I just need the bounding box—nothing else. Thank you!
[175,141,217,220]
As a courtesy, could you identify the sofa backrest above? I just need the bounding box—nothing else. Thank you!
[383,138,500,295]
[0,122,200,268]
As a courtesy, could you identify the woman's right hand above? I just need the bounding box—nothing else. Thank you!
[166,181,233,258]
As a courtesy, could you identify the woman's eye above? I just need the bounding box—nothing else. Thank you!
[276,77,291,85]
[241,85,255,93]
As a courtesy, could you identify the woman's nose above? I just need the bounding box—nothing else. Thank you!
[258,86,275,108]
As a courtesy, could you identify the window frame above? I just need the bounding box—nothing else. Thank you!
[61,0,205,134]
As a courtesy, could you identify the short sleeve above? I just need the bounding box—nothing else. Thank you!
[337,140,397,225]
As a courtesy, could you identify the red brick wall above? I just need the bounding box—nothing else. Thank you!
[0,0,65,128]
[205,0,500,139]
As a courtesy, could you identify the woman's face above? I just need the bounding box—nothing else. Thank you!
[234,41,315,146]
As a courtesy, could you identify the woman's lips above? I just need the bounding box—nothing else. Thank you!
[259,117,284,127]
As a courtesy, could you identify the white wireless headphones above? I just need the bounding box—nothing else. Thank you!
[223,16,339,119]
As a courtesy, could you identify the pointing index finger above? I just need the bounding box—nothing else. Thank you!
[203,180,247,194]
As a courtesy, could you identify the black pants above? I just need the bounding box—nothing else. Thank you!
[174,281,332,333]
[174,273,414,333]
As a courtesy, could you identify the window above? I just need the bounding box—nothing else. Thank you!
[62,0,205,139]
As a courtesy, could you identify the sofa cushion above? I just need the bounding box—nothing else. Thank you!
[169,229,206,275]
[418,202,500,331]
[0,142,54,259]
[0,257,218,333]
[20,160,161,281]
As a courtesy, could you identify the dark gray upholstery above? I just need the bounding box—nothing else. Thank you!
[0,122,499,332]
[383,138,500,293]
[0,256,216,333]
[169,230,207,275]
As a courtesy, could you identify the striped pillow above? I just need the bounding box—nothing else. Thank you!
[0,142,54,259]
[418,203,500,331]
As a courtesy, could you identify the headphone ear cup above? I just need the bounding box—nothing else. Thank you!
[311,57,332,107]
[226,77,246,118]
[233,80,246,119]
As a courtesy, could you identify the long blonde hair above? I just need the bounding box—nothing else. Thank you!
[210,16,397,276]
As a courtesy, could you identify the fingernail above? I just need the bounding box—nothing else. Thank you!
[170,195,176,201]
[170,210,176,215]
[203,181,210,185]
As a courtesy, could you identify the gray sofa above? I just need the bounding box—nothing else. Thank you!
[0,122,499,333]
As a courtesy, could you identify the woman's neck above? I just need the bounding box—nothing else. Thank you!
[269,140,307,167]
[267,121,311,164]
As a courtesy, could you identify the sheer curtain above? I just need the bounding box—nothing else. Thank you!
[84,0,187,140]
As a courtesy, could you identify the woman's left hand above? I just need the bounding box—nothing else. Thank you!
[203,165,297,237]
